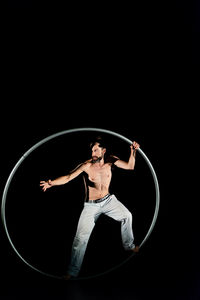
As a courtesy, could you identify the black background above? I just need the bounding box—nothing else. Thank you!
[1,2,199,300]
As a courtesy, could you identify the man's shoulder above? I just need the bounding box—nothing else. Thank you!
[81,159,92,169]
[105,155,119,165]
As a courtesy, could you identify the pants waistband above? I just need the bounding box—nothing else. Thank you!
[87,193,111,204]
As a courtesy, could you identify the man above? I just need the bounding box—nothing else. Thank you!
[40,137,140,280]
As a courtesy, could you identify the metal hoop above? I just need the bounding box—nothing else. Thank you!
[1,127,160,280]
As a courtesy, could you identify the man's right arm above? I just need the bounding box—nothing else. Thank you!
[40,161,90,192]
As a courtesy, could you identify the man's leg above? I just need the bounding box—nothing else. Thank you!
[102,195,139,252]
[66,203,101,278]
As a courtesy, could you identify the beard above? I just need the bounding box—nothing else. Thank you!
[91,156,103,163]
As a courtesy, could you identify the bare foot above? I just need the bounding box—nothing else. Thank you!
[62,274,72,280]
[132,246,139,253]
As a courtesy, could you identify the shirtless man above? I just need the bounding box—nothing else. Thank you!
[40,137,140,280]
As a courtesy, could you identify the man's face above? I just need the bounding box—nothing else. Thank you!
[91,143,106,162]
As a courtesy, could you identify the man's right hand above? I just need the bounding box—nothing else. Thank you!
[40,180,53,192]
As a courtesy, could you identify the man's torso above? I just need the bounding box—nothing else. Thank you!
[83,161,112,201]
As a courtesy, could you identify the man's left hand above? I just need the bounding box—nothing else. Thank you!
[130,141,140,150]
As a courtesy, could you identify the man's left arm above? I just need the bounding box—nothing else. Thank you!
[113,141,140,170]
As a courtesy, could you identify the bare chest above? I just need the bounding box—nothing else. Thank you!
[88,164,112,185]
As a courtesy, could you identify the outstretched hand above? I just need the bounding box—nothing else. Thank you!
[40,180,52,192]
[130,141,140,150]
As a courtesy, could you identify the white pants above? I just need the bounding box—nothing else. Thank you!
[67,194,135,277]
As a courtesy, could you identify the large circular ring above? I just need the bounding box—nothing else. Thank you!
[1,127,160,280]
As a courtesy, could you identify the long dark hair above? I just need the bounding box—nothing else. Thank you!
[89,136,108,151]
